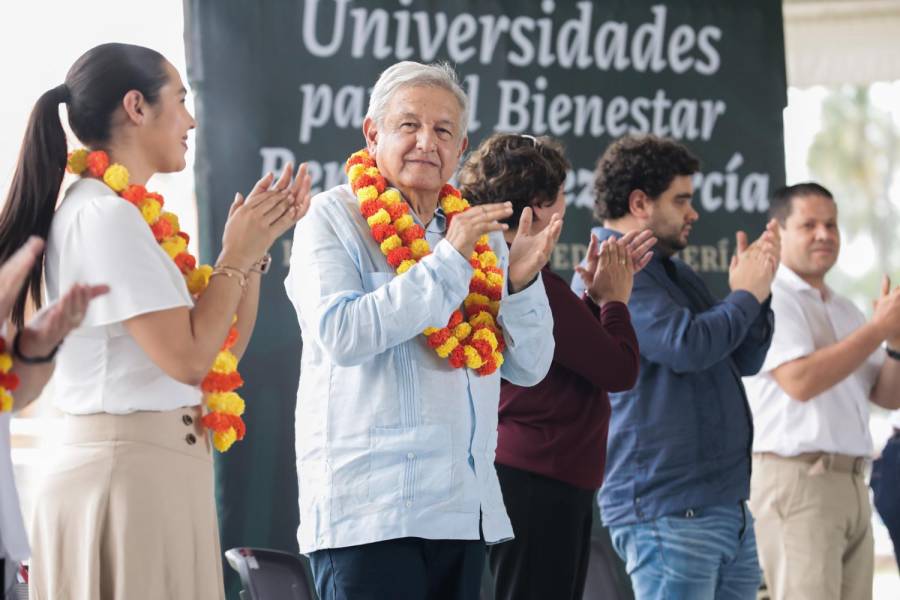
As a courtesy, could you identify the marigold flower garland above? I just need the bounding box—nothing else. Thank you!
[0,337,19,412]
[67,149,246,451]
[346,149,506,375]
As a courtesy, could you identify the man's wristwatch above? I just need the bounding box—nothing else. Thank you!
[251,253,272,275]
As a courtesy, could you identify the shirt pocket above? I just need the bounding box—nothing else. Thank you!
[367,424,453,508]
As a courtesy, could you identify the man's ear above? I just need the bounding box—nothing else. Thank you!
[362,117,378,155]
[628,189,652,219]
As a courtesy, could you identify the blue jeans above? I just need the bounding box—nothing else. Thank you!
[609,502,761,600]
[872,430,900,573]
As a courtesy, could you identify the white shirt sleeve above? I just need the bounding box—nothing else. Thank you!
[760,290,816,373]
[58,195,193,328]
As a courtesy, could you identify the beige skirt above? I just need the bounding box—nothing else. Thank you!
[28,406,225,600]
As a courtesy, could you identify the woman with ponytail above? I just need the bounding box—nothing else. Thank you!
[0,43,311,599]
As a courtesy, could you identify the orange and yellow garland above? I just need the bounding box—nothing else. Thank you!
[66,149,245,451]
[0,337,19,413]
[345,149,506,375]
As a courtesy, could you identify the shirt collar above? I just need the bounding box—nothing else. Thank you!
[776,264,832,300]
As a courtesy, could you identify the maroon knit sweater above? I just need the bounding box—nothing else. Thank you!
[496,266,640,490]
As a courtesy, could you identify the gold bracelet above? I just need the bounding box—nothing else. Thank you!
[210,265,248,291]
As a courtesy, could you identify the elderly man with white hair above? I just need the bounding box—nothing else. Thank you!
[285,61,560,599]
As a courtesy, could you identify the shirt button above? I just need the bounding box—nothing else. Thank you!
[635,497,641,504]
[185,433,197,445]
[407,452,415,460]
[405,500,412,508]
[182,414,194,425]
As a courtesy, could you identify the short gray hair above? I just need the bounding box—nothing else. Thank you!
[366,61,469,136]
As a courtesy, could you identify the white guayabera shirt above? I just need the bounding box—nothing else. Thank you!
[286,184,554,553]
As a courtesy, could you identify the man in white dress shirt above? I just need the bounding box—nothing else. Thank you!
[744,182,900,600]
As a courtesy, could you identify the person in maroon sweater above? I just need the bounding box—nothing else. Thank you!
[459,133,655,600]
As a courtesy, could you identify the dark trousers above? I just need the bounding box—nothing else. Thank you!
[487,463,595,600]
[308,537,485,600]
[872,429,900,573]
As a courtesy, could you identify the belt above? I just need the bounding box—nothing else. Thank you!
[753,451,868,475]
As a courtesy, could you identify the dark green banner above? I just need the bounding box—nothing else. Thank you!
[184,1,785,596]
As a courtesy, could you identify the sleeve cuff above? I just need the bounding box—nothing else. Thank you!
[725,290,762,322]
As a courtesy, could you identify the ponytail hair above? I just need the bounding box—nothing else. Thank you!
[0,43,168,327]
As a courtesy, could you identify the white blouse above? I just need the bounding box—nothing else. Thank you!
[45,178,201,414]
[1,414,28,563]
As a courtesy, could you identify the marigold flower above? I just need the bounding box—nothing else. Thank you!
[207,391,245,415]
[157,211,178,231]
[448,310,464,328]
[399,224,424,245]
[174,251,196,273]
[453,322,472,340]
[145,191,164,208]
[161,235,187,259]
[386,246,412,268]
[347,163,366,181]
[380,189,401,205]
[367,208,391,227]
[357,186,379,202]
[473,328,498,352]
[0,388,12,412]
[187,264,213,295]
[67,149,89,174]
[371,223,396,243]
[121,184,147,205]
[212,350,238,374]
[409,239,430,259]
[0,372,20,391]
[397,259,417,274]
[380,234,402,255]
[463,345,484,369]
[449,345,467,369]
[86,150,109,177]
[436,336,459,358]
[386,203,408,221]
[0,353,12,374]
[202,370,244,393]
[478,251,498,268]
[213,428,237,452]
[103,163,130,192]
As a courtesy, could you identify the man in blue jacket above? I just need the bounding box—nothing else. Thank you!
[573,135,778,599]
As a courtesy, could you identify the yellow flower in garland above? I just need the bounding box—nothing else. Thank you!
[0,338,18,413]
[103,164,130,192]
[67,148,248,452]
[345,148,508,375]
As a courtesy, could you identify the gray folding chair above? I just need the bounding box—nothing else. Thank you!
[224,547,316,600]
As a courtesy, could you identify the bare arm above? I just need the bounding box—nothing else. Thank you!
[871,355,900,409]
[125,165,311,384]
[771,322,884,402]
[775,275,900,403]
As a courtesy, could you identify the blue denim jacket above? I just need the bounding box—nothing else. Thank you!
[573,227,773,526]
[286,185,554,553]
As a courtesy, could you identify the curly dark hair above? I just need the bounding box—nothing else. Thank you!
[594,135,700,221]
[458,133,570,227]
